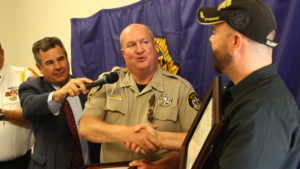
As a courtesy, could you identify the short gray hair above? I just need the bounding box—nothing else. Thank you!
[32,37,67,65]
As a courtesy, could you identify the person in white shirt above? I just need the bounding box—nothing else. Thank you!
[0,42,37,169]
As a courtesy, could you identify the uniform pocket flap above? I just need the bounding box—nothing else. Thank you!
[105,96,127,115]
[154,105,178,122]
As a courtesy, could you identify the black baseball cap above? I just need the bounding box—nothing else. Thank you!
[197,0,278,47]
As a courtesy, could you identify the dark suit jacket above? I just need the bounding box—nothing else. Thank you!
[19,76,99,169]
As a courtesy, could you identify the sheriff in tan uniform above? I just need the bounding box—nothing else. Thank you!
[0,64,36,162]
[84,66,201,163]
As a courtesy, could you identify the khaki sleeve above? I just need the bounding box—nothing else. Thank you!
[178,85,202,131]
[83,85,107,119]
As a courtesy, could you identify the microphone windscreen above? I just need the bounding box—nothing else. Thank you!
[106,72,119,83]
[85,72,119,90]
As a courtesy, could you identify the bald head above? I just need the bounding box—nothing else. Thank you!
[120,24,154,49]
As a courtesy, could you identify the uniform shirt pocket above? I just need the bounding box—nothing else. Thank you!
[153,105,179,132]
[104,96,127,124]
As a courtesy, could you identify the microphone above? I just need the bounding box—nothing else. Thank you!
[85,72,119,89]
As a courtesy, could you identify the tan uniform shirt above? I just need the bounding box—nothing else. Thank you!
[0,64,36,161]
[84,67,201,163]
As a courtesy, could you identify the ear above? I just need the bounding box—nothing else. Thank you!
[233,33,242,48]
[153,41,156,47]
[230,32,243,54]
[121,49,125,57]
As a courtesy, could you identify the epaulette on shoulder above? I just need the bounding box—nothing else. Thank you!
[161,70,193,88]
[111,66,122,72]
[161,69,180,79]
[112,66,128,73]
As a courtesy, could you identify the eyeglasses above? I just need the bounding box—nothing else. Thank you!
[147,94,156,123]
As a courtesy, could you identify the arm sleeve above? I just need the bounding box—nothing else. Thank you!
[19,82,52,121]
[82,86,107,120]
[178,85,200,131]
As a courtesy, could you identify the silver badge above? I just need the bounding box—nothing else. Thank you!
[159,93,172,107]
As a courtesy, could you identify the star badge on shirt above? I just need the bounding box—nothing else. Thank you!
[159,93,172,107]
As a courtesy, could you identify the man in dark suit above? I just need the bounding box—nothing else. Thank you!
[18,37,99,169]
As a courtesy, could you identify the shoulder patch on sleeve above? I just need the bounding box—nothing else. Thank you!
[88,86,101,98]
[188,92,202,112]
[88,85,104,99]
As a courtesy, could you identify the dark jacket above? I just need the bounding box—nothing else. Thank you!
[19,76,99,169]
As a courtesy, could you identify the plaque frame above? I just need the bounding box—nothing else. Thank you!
[179,76,223,169]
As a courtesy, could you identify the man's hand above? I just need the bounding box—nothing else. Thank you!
[124,123,160,154]
[133,123,158,135]
[129,159,155,169]
[53,77,93,103]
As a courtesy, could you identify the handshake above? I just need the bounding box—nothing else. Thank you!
[122,123,184,155]
[122,123,160,155]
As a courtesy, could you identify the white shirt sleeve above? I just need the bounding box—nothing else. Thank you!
[47,91,61,115]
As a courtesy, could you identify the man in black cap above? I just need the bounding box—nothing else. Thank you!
[197,0,300,169]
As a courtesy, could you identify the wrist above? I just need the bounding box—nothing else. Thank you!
[156,131,166,149]
[53,90,66,103]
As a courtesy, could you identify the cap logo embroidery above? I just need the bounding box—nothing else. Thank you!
[200,11,220,21]
[227,10,250,30]
[204,16,221,22]
[218,0,232,10]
